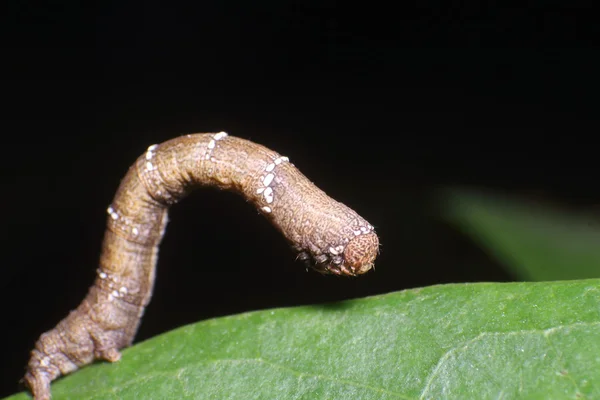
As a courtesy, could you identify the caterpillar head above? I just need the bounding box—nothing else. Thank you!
[296,231,379,277]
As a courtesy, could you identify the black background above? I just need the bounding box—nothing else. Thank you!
[2,2,599,397]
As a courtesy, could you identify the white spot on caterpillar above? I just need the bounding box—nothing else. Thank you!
[145,161,155,172]
[214,131,228,140]
[360,226,369,233]
[329,246,339,255]
[107,206,119,220]
[263,187,274,204]
[132,227,139,236]
[255,155,289,203]
[112,290,120,298]
[353,230,362,236]
[145,144,158,160]
[263,173,275,186]
[262,206,272,213]
[274,156,289,165]
[98,271,107,279]
[40,357,50,367]
[119,286,128,294]
[205,132,228,160]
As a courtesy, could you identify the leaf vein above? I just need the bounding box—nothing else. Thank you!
[419,321,598,399]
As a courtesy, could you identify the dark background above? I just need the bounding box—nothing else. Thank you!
[2,2,599,397]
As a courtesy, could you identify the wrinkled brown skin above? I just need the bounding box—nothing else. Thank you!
[24,132,379,400]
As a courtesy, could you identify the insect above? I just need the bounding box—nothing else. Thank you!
[24,132,379,399]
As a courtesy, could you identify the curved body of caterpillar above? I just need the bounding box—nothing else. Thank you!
[24,132,379,400]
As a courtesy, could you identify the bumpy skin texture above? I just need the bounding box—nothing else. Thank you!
[24,132,379,400]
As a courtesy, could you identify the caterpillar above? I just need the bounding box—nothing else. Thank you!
[24,132,379,400]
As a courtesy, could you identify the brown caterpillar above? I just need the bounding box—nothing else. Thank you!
[24,132,379,400]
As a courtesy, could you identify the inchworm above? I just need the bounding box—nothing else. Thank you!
[24,132,379,400]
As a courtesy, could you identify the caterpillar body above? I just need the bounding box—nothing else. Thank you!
[24,132,379,400]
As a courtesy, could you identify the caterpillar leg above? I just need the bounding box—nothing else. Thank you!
[25,287,137,399]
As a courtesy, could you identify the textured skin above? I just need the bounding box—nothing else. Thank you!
[24,132,379,399]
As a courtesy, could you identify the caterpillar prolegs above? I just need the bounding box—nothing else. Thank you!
[24,132,379,400]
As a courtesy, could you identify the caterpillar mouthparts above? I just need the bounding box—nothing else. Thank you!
[297,231,379,276]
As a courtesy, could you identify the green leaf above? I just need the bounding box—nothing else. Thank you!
[438,188,600,281]
[8,279,600,400]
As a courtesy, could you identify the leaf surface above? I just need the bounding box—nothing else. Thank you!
[439,188,600,280]
[8,279,600,400]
